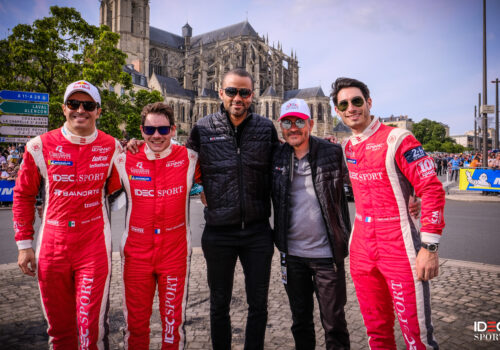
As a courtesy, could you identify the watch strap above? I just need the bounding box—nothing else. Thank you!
[421,242,439,252]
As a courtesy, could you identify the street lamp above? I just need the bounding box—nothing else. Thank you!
[478,93,481,150]
[491,78,499,150]
[474,105,477,150]
[482,0,488,164]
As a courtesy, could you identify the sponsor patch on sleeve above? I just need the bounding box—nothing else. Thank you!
[416,158,436,179]
[404,146,426,163]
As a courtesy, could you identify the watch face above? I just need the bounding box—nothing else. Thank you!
[422,242,438,252]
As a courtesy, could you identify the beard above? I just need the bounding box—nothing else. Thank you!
[285,131,306,147]
[226,101,249,118]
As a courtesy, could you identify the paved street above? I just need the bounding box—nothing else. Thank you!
[1,250,499,349]
[1,187,500,348]
[2,194,500,265]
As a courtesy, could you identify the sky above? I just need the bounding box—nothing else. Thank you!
[0,0,499,135]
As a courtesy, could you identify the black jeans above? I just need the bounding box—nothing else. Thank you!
[284,255,350,350]
[202,221,274,350]
[451,169,459,182]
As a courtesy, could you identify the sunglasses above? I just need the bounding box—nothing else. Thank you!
[66,99,99,112]
[142,125,171,135]
[223,87,252,98]
[337,96,364,112]
[281,119,306,130]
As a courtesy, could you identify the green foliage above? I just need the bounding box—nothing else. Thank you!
[422,140,464,153]
[414,118,463,152]
[441,141,465,154]
[176,127,188,136]
[412,119,446,145]
[0,6,132,134]
[332,115,340,127]
[134,89,163,109]
[99,90,131,138]
[126,112,143,140]
[422,140,441,152]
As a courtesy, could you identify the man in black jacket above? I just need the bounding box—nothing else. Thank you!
[186,68,279,350]
[271,98,351,350]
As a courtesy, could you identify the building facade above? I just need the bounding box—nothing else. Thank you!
[99,0,333,137]
[379,115,415,131]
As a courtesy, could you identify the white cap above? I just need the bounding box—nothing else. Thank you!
[63,80,101,105]
[279,98,311,120]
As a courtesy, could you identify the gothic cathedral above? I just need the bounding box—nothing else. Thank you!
[100,0,333,137]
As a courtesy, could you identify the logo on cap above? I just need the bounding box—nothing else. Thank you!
[73,81,90,90]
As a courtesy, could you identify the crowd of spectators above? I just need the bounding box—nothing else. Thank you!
[0,145,23,207]
[432,151,500,177]
[0,145,22,180]
[430,151,499,197]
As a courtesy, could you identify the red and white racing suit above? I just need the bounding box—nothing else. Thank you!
[342,118,445,350]
[115,143,198,349]
[13,124,122,349]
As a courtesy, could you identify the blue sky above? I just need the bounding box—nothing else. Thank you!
[0,0,499,135]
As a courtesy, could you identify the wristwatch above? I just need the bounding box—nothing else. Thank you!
[421,242,439,252]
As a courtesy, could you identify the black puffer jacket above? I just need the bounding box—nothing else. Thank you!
[271,136,351,265]
[186,106,278,227]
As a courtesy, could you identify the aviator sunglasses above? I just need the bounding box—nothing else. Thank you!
[281,119,306,130]
[223,87,253,98]
[337,96,364,112]
[142,125,171,135]
[66,99,99,112]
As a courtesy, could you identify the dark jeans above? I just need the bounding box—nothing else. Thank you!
[202,221,274,350]
[284,255,350,350]
[451,169,459,182]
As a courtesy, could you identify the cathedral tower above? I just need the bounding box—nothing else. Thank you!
[100,0,150,75]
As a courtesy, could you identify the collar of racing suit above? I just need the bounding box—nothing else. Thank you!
[144,142,173,160]
[348,116,381,146]
[62,122,98,144]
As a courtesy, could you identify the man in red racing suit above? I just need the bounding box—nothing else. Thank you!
[332,78,445,349]
[13,80,122,349]
[115,102,199,349]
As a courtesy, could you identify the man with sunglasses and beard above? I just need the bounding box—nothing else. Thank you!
[271,99,351,350]
[186,68,279,350]
[114,102,198,349]
[13,80,122,349]
[331,77,445,350]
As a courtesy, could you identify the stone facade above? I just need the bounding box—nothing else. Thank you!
[380,115,415,131]
[100,0,333,137]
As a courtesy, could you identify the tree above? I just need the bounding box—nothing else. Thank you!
[412,119,446,145]
[422,140,441,152]
[332,115,340,128]
[441,141,465,154]
[0,6,132,132]
[413,118,466,152]
[98,90,133,139]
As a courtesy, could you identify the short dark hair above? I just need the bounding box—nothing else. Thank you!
[222,68,254,90]
[141,102,174,126]
[330,77,370,106]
